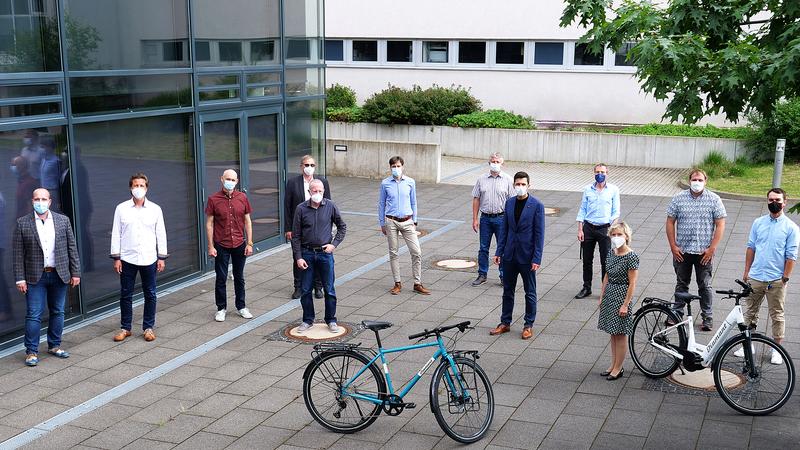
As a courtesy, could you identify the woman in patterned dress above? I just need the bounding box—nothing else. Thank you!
[597,222,639,380]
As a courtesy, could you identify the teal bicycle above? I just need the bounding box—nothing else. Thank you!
[302,320,494,443]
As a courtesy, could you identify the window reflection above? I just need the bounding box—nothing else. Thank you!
[247,114,280,242]
[286,99,324,175]
[0,0,61,72]
[193,0,280,67]
[70,74,192,116]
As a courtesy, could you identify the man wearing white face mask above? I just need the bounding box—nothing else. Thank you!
[666,169,726,331]
[109,173,168,342]
[284,155,331,300]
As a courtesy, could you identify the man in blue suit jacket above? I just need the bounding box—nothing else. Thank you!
[490,172,545,340]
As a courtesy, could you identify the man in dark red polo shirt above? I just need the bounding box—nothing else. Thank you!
[205,169,254,322]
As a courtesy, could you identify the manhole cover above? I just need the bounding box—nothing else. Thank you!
[252,187,279,195]
[436,259,477,269]
[253,217,279,224]
[669,368,743,391]
[544,207,559,216]
[283,322,353,343]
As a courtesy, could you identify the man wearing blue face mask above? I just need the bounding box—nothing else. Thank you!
[575,163,620,299]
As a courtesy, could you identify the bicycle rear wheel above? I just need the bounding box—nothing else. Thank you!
[713,334,795,415]
[303,350,386,433]
[430,357,494,444]
[628,305,686,378]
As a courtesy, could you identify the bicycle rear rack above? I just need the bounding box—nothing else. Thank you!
[311,342,376,358]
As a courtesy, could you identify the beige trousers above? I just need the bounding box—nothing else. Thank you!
[385,218,422,284]
[743,279,786,339]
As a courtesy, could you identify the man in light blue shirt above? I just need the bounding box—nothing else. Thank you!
[575,163,620,299]
[741,188,799,364]
[378,156,430,295]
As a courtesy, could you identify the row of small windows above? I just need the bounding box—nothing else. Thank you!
[324,39,635,68]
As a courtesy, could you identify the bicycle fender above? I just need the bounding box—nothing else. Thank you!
[710,331,768,369]
[302,350,351,379]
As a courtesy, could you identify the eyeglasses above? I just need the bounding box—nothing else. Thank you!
[303,163,316,167]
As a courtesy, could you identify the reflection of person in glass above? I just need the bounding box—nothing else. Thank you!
[20,130,44,182]
[60,145,94,272]
[11,156,37,219]
[39,137,62,212]
[206,169,254,323]
[0,184,11,322]
[13,188,81,367]
[110,173,168,343]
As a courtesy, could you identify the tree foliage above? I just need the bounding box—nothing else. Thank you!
[560,0,800,124]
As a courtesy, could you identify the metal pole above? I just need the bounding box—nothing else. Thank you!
[773,139,786,188]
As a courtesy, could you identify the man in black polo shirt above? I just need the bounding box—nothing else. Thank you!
[291,179,347,333]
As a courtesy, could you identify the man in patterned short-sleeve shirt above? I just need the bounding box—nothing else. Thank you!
[665,169,727,330]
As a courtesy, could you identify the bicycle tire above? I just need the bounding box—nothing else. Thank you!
[429,357,494,444]
[628,305,687,378]
[303,350,386,433]
[713,334,795,415]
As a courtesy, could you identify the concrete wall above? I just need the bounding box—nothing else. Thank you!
[326,138,441,183]
[327,122,749,169]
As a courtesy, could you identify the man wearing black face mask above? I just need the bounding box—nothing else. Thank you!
[740,188,799,365]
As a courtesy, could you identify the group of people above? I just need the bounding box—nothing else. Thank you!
[472,155,798,380]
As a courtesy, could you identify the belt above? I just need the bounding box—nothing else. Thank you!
[302,245,328,252]
[43,267,56,272]
[585,222,610,229]
[481,212,503,218]
[386,215,412,222]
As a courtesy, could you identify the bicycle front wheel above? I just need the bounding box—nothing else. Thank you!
[430,357,494,444]
[629,305,686,378]
[303,350,386,433]
[714,334,795,415]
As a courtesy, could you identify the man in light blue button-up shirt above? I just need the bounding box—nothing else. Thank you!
[742,188,799,362]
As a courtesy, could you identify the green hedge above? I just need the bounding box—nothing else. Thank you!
[326,106,364,122]
[447,109,535,129]
[614,123,753,140]
[326,84,357,109]
[360,85,481,125]
[748,98,800,160]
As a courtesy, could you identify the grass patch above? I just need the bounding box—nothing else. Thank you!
[698,151,800,197]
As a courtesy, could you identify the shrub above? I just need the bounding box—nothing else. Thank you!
[699,151,752,180]
[447,109,535,129]
[326,106,364,122]
[748,97,800,161]
[360,85,481,125]
[326,84,357,109]
[616,123,753,140]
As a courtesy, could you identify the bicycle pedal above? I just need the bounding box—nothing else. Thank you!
[404,402,416,409]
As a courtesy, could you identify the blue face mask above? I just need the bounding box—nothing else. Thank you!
[595,173,606,184]
[223,180,236,191]
[33,201,49,215]
[391,167,402,178]
[10,165,18,176]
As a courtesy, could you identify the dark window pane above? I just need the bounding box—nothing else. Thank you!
[0,0,61,73]
[198,74,238,87]
[286,38,311,60]
[286,99,324,174]
[162,41,183,62]
[246,72,280,84]
[72,115,199,310]
[496,41,524,64]
[352,40,377,62]
[386,40,411,62]
[574,43,603,65]
[423,41,448,63]
[194,0,280,67]
[0,83,59,98]
[218,41,242,62]
[0,101,60,119]
[65,0,188,70]
[33,0,44,13]
[534,42,563,65]
[458,41,485,64]
[69,74,192,116]
[195,41,210,61]
[247,114,280,241]
[615,42,635,66]
[199,89,239,102]
[285,67,320,97]
[324,39,343,61]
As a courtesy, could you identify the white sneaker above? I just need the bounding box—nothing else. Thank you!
[733,344,755,358]
[238,308,253,319]
[297,322,312,333]
[215,309,227,322]
[328,322,339,333]
[771,350,784,365]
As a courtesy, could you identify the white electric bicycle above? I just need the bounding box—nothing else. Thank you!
[628,279,795,415]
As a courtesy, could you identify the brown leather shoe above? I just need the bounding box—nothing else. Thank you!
[489,324,511,336]
[521,327,533,340]
[113,329,132,342]
[413,284,431,295]
[143,328,156,342]
[390,282,402,295]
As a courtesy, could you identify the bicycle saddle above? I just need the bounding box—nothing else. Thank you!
[362,320,393,331]
[674,292,702,302]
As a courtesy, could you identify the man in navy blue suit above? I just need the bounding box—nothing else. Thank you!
[490,171,545,340]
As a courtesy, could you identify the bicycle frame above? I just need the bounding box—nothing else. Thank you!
[341,335,467,405]
[649,304,746,366]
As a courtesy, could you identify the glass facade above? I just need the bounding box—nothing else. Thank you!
[0,0,325,347]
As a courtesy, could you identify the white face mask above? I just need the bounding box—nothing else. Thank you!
[611,236,627,249]
[514,186,527,197]
[310,193,323,203]
[690,181,705,193]
[391,167,402,178]
[223,180,236,191]
[131,187,146,200]
[489,162,502,173]
[303,165,315,176]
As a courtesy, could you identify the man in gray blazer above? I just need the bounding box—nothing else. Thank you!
[13,188,81,367]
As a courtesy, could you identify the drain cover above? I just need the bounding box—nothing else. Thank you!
[669,368,743,391]
[544,207,559,216]
[252,187,279,195]
[436,259,477,269]
[253,217,279,224]
[283,322,352,343]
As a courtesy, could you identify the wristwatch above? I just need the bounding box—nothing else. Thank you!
[782,277,790,283]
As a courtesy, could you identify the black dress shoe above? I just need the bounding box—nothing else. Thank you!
[292,287,302,299]
[314,287,324,299]
[607,368,624,381]
[471,274,487,287]
[575,287,592,299]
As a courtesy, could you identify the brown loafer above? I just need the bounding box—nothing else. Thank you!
[390,282,402,295]
[521,327,533,340]
[413,284,431,295]
[113,329,132,342]
[143,329,156,342]
[489,323,511,336]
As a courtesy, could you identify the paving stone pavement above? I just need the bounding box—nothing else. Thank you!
[0,175,798,450]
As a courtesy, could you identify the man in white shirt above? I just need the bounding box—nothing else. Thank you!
[110,173,168,342]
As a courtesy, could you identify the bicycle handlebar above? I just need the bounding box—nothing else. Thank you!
[408,321,472,340]
[715,279,752,298]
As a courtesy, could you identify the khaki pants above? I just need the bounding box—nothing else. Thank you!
[743,279,786,339]
[385,218,422,284]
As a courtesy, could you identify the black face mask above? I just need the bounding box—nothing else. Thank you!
[768,202,783,214]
